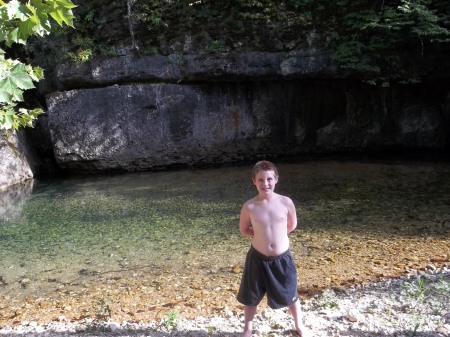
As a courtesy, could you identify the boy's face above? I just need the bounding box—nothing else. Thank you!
[252,170,278,196]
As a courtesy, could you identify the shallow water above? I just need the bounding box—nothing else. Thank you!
[0,160,449,324]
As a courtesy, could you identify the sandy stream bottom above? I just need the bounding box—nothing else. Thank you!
[1,161,449,327]
[1,232,448,327]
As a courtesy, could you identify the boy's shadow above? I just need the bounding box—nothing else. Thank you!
[338,330,441,337]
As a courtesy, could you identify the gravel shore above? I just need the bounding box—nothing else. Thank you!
[1,266,449,337]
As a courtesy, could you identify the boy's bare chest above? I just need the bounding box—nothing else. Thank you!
[250,202,287,225]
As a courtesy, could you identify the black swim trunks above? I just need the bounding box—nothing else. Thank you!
[237,245,299,309]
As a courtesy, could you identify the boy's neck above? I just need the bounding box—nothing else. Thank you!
[257,192,278,201]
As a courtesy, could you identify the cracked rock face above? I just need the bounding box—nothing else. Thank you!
[46,81,305,172]
[46,66,448,173]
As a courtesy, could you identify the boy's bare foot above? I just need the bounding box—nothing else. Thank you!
[242,329,252,337]
[295,324,311,337]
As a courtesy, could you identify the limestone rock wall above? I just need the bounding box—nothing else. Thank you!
[47,82,301,171]
[25,51,450,173]
[45,53,450,172]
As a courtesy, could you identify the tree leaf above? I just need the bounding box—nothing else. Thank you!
[7,27,22,45]
[0,62,34,103]
[55,0,78,10]
[4,110,16,130]
[47,0,76,27]
[5,0,21,20]
[0,90,10,103]
[9,63,36,90]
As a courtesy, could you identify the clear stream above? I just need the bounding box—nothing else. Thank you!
[1,159,449,322]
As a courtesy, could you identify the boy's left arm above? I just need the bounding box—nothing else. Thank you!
[286,197,298,233]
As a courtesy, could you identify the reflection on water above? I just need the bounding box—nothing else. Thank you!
[0,160,449,323]
[0,179,33,222]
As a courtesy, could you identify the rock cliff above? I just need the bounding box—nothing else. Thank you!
[43,52,449,173]
[2,49,449,189]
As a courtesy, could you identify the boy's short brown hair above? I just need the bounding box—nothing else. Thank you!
[251,160,279,179]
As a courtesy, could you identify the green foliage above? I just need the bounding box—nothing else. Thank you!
[315,288,339,309]
[153,308,179,331]
[68,35,94,64]
[402,276,430,307]
[400,274,450,337]
[19,0,450,86]
[0,0,76,130]
[0,47,45,129]
[0,0,75,46]
[164,309,179,331]
[128,0,313,53]
[130,1,450,83]
[330,0,450,84]
[95,292,112,319]
[209,40,226,52]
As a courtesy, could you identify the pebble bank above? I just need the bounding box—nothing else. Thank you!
[1,265,449,337]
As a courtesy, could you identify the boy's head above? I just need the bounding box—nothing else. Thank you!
[251,160,279,180]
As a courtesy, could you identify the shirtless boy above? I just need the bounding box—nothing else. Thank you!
[237,161,308,337]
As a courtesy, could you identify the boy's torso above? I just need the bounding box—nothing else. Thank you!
[248,195,290,256]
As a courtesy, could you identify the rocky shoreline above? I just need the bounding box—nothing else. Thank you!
[1,265,449,337]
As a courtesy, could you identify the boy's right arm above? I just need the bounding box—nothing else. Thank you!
[239,203,254,238]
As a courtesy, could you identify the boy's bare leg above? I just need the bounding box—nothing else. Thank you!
[243,305,257,337]
[288,300,309,337]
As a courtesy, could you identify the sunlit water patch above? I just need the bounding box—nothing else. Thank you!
[0,160,449,324]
